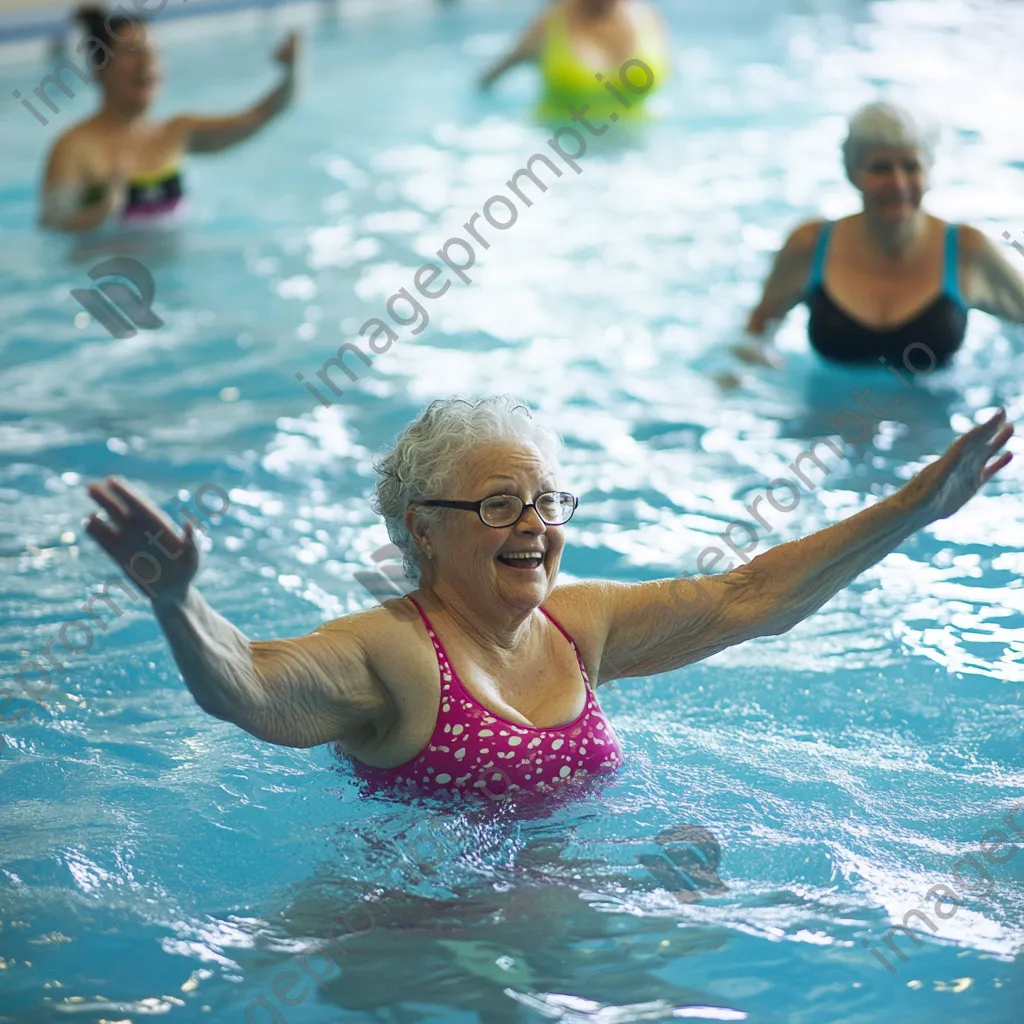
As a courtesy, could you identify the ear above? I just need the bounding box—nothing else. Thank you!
[404,506,431,553]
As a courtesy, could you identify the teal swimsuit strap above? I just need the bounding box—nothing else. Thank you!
[805,220,833,296]
[943,223,967,309]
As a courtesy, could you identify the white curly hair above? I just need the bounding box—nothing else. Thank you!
[842,100,939,182]
[371,396,563,583]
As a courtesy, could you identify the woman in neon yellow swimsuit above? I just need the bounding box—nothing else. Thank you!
[479,0,669,121]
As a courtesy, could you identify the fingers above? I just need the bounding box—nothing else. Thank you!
[87,476,182,549]
[107,476,160,519]
[952,410,1013,465]
[87,479,131,525]
[977,407,1009,443]
[989,424,1014,461]
[84,511,123,556]
[981,451,1013,484]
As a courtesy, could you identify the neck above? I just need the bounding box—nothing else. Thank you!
[97,95,148,127]
[860,208,925,258]
[416,577,539,653]
[568,0,618,19]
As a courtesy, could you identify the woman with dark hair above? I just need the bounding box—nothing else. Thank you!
[40,6,300,233]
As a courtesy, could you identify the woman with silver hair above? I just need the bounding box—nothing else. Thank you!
[83,396,1012,802]
[743,101,1024,369]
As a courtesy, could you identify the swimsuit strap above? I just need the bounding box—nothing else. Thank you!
[404,594,448,667]
[539,606,593,692]
[404,595,592,694]
[805,220,833,296]
[943,223,966,310]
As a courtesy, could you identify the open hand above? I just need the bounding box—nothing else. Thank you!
[85,477,200,604]
[904,408,1014,521]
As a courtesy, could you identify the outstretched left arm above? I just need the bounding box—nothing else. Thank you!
[173,32,300,155]
[961,225,1024,323]
[557,410,1013,682]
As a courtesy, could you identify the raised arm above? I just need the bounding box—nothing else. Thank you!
[85,477,394,749]
[172,32,300,155]
[479,9,549,90]
[961,225,1024,324]
[587,409,1013,681]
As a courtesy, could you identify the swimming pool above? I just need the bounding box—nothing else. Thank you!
[1,0,1023,1020]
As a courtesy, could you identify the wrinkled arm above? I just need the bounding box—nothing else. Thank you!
[597,490,926,679]
[153,587,393,748]
[597,411,1012,680]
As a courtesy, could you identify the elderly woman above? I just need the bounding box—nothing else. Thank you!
[39,6,298,233]
[741,101,1024,370]
[85,397,1012,801]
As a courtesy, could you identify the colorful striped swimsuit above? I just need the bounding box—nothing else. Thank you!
[350,596,624,800]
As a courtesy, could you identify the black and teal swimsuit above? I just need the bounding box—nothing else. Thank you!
[805,221,968,368]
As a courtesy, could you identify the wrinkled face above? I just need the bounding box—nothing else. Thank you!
[414,442,567,615]
[97,28,162,108]
[854,145,927,221]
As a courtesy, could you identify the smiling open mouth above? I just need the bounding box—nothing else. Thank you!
[497,552,544,570]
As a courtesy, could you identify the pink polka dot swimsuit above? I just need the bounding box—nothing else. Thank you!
[351,596,624,800]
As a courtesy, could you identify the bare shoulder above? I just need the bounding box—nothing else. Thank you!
[543,579,625,644]
[44,122,91,165]
[955,223,996,259]
[314,596,421,649]
[163,114,195,144]
[785,218,828,254]
[333,595,445,684]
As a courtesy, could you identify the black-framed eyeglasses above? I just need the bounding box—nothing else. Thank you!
[415,491,578,528]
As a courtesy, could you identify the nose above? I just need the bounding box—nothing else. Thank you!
[515,505,547,533]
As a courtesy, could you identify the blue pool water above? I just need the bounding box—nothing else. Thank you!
[1,1,1023,1021]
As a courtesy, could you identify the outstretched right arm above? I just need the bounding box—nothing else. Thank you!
[86,477,395,749]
